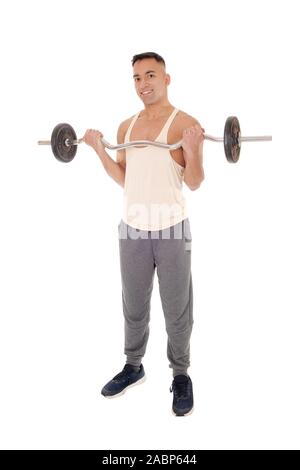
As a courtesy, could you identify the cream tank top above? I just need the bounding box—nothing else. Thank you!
[122,107,188,231]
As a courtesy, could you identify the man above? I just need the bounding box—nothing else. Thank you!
[83,52,204,416]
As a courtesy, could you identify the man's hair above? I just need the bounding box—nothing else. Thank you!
[131,52,165,67]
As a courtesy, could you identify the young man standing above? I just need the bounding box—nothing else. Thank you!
[83,52,205,416]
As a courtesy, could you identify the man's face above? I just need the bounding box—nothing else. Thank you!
[133,58,170,105]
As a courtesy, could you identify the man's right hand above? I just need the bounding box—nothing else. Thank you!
[83,129,105,153]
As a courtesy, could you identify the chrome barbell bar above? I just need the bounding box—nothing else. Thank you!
[38,133,272,151]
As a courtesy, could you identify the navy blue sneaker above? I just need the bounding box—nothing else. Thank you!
[170,374,194,416]
[101,364,145,398]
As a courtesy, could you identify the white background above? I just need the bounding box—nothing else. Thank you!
[0,0,299,450]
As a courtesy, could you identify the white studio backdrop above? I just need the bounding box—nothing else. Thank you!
[0,0,299,450]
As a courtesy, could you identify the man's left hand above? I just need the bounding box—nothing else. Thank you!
[182,124,205,157]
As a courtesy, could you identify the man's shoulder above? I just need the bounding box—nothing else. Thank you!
[120,112,138,127]
[117,114,136,141]
[121,114,136,126]
[176,110,201,128]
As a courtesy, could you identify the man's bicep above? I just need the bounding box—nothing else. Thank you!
[116,122,127,169]
[116,149,126,169]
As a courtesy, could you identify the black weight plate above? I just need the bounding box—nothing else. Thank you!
[51,123,77,163]
[224,116,241,163]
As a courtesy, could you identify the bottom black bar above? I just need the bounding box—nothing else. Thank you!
[0,449,294,466]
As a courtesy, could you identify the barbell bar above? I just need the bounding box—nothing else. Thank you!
[37,116,272,164]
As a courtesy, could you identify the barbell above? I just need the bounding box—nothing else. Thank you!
[37,116,272,164]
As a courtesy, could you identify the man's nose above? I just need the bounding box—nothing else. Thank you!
[139,78,149,88]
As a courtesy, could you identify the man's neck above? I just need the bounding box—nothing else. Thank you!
[141,101,174,120]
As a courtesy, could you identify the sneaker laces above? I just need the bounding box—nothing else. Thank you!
[170,375,189,399]
[113,364,138,381]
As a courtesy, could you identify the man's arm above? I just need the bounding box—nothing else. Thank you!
[183,144,205,191]
[182,117,205,191]
[114,121,127,188]
[84,120,129,188]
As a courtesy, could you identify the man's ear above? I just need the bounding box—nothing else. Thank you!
[165,73,171,86]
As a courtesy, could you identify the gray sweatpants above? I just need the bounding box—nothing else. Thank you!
[118,218,193,377]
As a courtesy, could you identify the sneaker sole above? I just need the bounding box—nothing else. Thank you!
[172,406,194,417]
[102,374,146,399]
